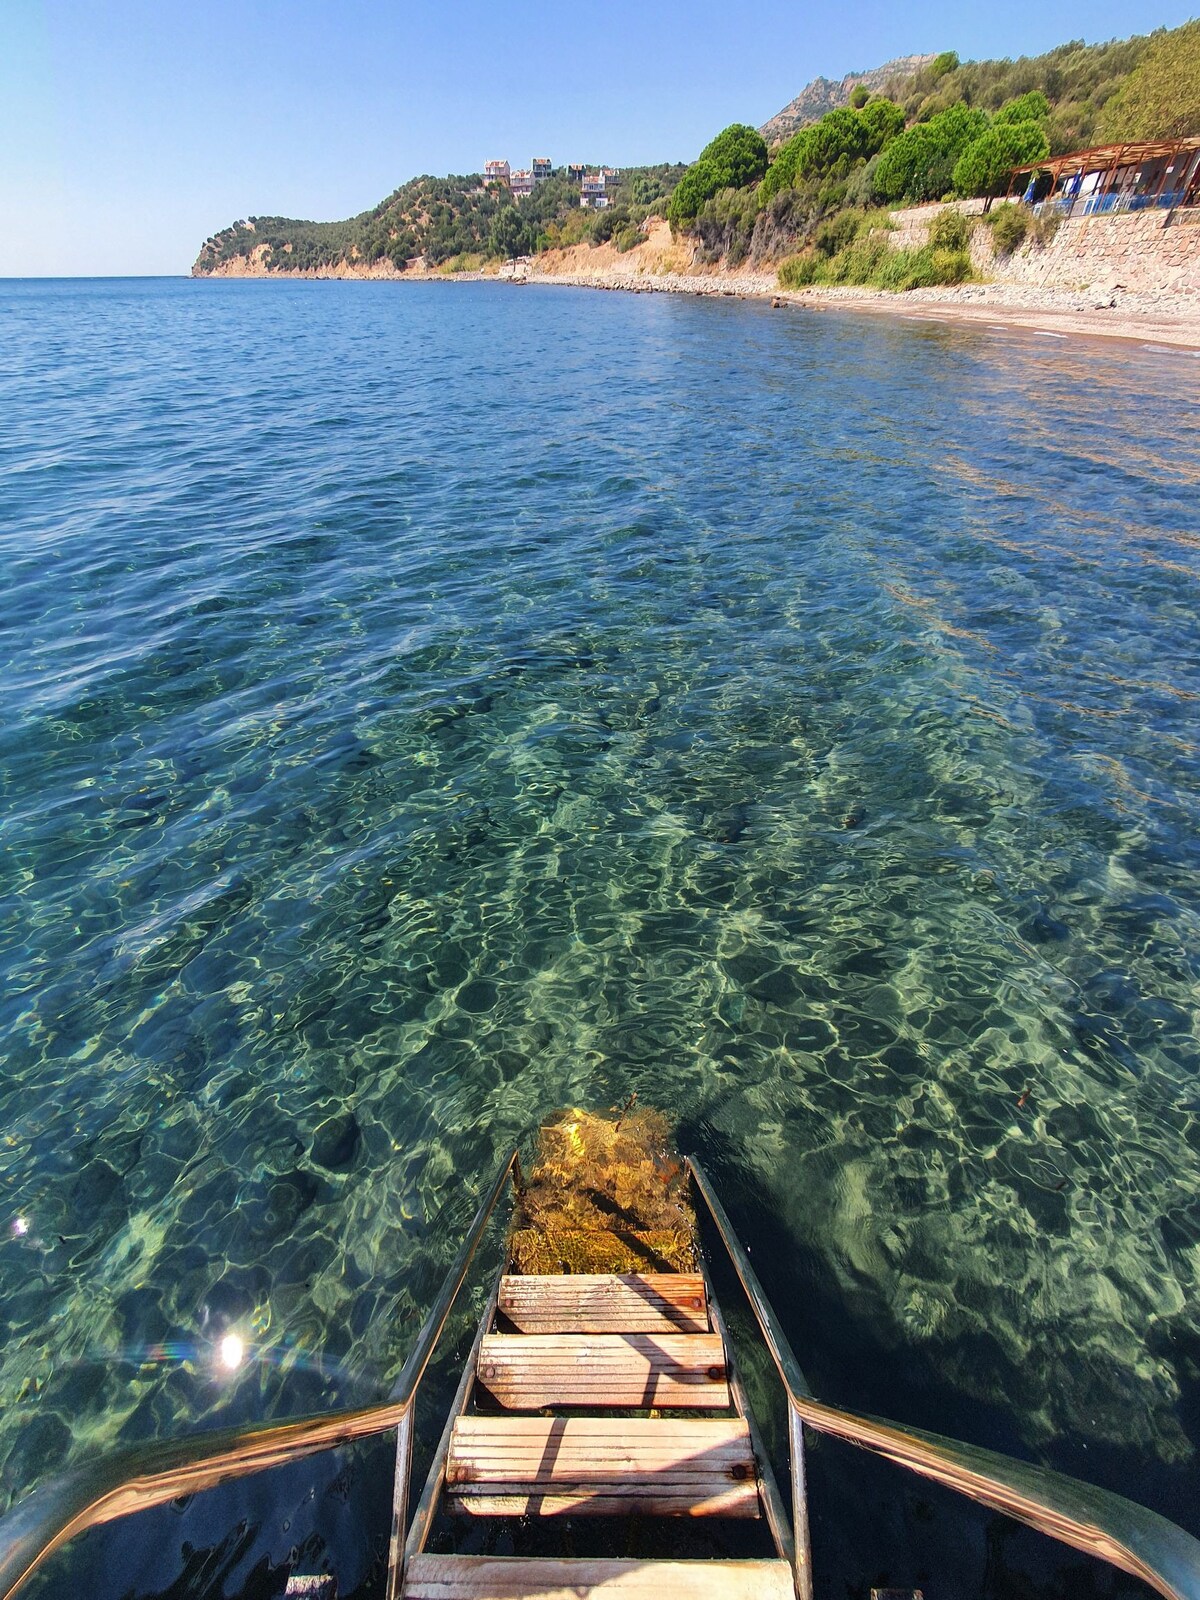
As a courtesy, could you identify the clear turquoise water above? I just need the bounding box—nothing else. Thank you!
[3,278,1200,1588]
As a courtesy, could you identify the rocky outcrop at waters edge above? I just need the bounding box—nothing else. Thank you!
[192,242,407,280]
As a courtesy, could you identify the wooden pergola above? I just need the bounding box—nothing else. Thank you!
[1007,135,1200,203]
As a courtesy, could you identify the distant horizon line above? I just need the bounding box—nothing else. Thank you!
[0,274,191,280]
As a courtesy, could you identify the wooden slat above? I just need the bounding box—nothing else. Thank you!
[447,1488,756,1518]
[445,1417,759,1518]
[477,1333,730,1409]
[497,1275,708,1334]
[403,1554,794,1598]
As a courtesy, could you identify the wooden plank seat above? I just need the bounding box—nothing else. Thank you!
[444,1416,760,1518]
[477,1333,730,1410]
[497,1274,709,1335]
[402,1554,794,1598]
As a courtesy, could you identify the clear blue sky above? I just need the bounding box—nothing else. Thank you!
[1,0,1194,276]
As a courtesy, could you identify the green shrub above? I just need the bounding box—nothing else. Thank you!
[874,248,927,289]
[816,180,851,213]
[844,154,883,208]
[952,121,1050,198]
[915,91,958,123]
[778,253,819,287]
[613,225,644,253]
[827,234,891,283]
[815,209,863,256]
[760,100,904,202]
[987,201,1029,254]
[994,89,1050,126]
[1100,19,1200,140]
[666,160,720,226]
[700,123,770,188]
[928,208,970,251]
[777,224,972,292]
[928,247,972,284]
[875,247,929,289]
[876,244,971,289]
[667,124,769,224]
[875,103,989,202]
[857,98,906,151]
[489,205,531,259]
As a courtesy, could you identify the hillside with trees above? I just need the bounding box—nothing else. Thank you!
[675,20,1197,285]
[1099,18,1200,140]
[194,165,686,275]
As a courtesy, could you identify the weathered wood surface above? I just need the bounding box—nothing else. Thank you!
[403,1555,793,1598]
[477,1333,729,1409]
[444,1416,759,1518]
[497,1274,708,1334]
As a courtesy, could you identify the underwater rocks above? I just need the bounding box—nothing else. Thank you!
[509,1104,697,1275]
[310,1113,361,1171]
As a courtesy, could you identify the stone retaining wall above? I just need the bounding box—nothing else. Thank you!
[889,201,1200,302]
[992,210,1200,299]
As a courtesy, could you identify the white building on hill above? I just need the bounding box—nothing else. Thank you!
[580,173,609,209]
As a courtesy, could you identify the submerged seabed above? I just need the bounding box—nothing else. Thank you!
[1,279,1200,1578]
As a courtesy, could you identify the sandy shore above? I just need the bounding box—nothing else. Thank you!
[515,265,1200,351]
[794,288,1200,350]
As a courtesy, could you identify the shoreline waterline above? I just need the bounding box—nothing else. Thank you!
[513,271,1200,351]
[193,264,1200,350]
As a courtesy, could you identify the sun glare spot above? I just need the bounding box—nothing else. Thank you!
[218,1333,245,1371]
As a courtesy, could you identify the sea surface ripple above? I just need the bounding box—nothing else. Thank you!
[2,278,1200,1593]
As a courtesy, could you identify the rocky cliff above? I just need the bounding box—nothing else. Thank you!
[759,54,936,145]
